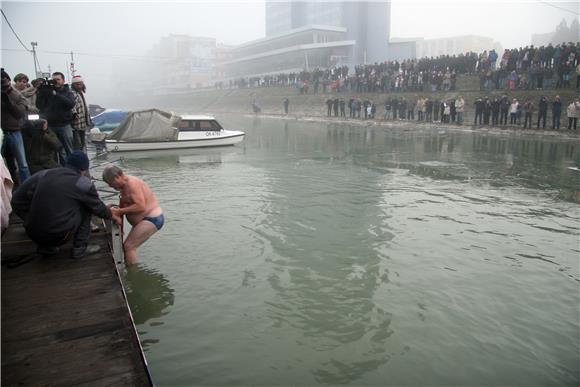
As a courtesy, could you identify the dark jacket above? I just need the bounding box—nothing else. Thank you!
[36,84,76,126]
[11,167,111,243]
[21,120,61,174]
[552,100,562,115]
[1,87,27,132]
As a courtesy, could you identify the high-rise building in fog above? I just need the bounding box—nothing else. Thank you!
[265,0,391,64]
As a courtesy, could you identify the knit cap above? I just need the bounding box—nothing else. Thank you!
[66,151,90,171]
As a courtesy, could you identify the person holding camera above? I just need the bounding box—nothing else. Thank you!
[1,68,31,185]
[35,72,76,166]
[21,119,60,175]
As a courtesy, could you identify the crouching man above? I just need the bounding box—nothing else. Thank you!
[11,151,112,258]
[102,165,163,265]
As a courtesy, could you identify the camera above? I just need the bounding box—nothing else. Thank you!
[38,77,56,89]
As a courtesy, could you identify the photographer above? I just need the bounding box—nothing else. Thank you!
[1,68,31,185]
[21,119,60,174]
[35,72,76,166]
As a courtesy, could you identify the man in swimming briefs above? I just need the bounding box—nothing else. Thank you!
[102,165,163,265]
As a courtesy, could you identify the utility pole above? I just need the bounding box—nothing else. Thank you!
[70,51,75,77]
[31,41,39,78]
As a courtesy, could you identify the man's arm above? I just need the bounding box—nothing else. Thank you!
[116,181,146,216]
[76,176,112,219]
[56,89,76,110]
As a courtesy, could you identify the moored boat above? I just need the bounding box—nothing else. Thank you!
[103,109,245,152]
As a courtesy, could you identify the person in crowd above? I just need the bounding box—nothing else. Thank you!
[1,68,31,185]
[333,97,339,117]
[491,97,500,126]
[552,95,562,130]
[283,97,289,114]
[36,72,76,166]
[425,98,433,122]
[11,151,112,258]
[474,98,484,125]
[339,98,346,118]
[500,95,510,125]
[70,75,92,151]
[433,99,440,122]
[567,99,578,130]
[0,157,13,235]
[102,165,164,265]
[523,99,535,129]
[383,99,391,120]
[509,98,519,125]
[13,73,39,113]
[483,97,491,125]
[21,119,60,174]
[455,96,465,125]
[537,96,548,129]
[326,98,333,117]
[450,99,456,123]
[442,102,450,123]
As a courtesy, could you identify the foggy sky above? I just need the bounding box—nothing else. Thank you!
[1,0,578,105]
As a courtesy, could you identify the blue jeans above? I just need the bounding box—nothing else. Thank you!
[1,130,31,182]
[457,112,464,125]
[51,124,73,166]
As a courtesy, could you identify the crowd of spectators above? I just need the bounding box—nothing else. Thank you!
[225,42,580,93]
[319,94,580,131]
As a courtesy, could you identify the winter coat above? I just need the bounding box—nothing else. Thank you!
[21,121,60,174]
[567,102,579,119]
[1,87,27,132]
[36,84,76,126]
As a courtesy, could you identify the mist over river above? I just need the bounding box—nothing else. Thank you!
[107,115,579,386]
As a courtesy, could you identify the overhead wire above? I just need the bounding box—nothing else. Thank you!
[536,0,580,15]
[1,9,31,52]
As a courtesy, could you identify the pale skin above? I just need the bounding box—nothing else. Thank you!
[106,174,162,265]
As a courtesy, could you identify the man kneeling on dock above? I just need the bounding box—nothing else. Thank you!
[102,165,163,265]
[11,151,113,258]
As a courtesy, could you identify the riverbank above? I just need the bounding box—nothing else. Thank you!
[112,75,579,126]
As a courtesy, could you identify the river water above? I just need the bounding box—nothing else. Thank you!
[108,115,579,386]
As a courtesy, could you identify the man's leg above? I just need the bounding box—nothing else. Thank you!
[51,125,73,166]
[5,131,30,182]
[123,220,158,265]
[71,211,99,258]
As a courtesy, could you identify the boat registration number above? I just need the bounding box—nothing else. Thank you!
[206,131,221,137]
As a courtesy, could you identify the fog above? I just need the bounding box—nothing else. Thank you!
[1,0,577,106]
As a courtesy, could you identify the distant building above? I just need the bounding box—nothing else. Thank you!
[532,18,579,47]
[416,35,502,58]
[223,1,391,79]
[265,0,391,64]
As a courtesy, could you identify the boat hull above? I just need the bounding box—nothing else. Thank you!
[105,131,244,152]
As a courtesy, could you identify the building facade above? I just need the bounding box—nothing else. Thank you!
[265,0,391,64]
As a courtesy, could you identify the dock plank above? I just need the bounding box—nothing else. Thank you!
[2,218,152,386]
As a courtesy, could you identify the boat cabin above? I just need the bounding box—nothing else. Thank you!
[179,115,223,132]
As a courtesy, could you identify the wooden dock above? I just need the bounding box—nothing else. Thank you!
[1,216,153,386]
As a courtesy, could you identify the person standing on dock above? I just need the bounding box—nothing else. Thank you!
[11,151,112,258]
[71,75,92,151]
[102,165,164,265]
[283,97,289,115]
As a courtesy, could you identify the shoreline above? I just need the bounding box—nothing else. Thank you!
[237,112,580,141]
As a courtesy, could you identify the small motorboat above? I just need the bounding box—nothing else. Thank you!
[89,109,130,142]
[103,109,245,152]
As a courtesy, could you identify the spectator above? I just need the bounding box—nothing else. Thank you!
[500,95,510,125]
[21,119,60,174]
[552,95,562,130]
[455,96,465,125]
[36,72,76,166]
[11,151,113,258]
[1,68,31,185]
[509,98,519,125]
[537,96,548,129]
[283,97,289,114]
[71,75,92,151]
[474,98,484,125]
[567,99,578,130]
[13,73,38,113]
[523,99,534,129]
[0,157,13,235]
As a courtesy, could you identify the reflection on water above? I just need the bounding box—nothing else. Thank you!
[123,265,174,350]
[121,115,579,386]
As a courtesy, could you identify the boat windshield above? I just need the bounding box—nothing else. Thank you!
[179,120,223,132]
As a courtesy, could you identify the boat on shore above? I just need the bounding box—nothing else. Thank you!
[99,109,245,152]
